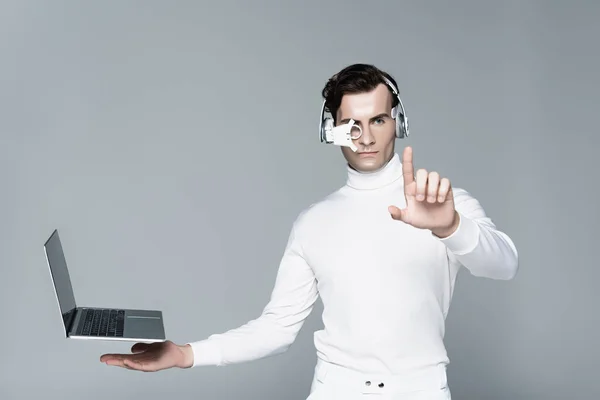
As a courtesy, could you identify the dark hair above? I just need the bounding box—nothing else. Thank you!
[321,63,400,124]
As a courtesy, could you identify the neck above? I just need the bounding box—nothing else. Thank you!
[346,152,403,190]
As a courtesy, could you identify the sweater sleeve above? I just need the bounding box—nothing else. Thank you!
[435,188,519,280]
[186,220,319,367]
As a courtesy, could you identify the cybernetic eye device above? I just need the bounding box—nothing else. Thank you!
[318,75,410,152]
[320,117,363,152]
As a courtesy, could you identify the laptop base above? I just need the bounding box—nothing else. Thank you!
[67,307,166,342]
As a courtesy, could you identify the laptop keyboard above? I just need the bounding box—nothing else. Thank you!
[75,308,125,337]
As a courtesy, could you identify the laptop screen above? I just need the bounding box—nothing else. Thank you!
[44,229,77,334]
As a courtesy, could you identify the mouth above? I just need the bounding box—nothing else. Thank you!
[358,151,378,157]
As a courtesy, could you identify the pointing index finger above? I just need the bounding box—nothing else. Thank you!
[402,146,415,184]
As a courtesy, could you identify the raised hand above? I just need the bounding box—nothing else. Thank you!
[100,340,194,372]
[388,146,460,238]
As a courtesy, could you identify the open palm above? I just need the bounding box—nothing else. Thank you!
[100,340,192,372]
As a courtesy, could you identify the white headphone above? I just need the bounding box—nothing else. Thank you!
[319,75,409,147]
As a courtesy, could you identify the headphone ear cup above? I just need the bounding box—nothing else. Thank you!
[397,114,409,139]
[395,114,403,138]
[321,117,333,142]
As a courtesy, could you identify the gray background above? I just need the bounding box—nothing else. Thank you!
[1,1,598,399]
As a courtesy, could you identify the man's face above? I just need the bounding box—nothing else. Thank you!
[336,83,396,173]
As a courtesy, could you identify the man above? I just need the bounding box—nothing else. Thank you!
[100,64,518,399]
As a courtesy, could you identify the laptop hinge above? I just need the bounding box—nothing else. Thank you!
[65,308,78,336]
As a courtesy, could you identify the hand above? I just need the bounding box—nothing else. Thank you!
[388,146,460,238]
[100,340,194,372]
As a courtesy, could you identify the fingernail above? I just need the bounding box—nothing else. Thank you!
[427,196,435,202]
[438,196,445,202]
[417,194,425,201]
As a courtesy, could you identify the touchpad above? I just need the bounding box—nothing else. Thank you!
[124,312,165,340]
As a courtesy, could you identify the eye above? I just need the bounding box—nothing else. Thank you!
[373,118,385,125]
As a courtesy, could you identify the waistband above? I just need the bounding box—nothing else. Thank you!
[313,358,448,395]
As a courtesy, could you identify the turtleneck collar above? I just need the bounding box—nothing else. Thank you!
[346,152,404,190]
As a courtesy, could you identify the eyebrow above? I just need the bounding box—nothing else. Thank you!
[339,113,390,124]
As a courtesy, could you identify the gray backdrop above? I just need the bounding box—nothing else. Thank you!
[1,1,598,399]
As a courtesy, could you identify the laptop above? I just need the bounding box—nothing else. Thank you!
[44,229,166,342]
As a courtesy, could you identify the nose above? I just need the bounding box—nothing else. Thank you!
[358,125,375,146]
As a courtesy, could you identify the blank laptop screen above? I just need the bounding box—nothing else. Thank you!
[44,230,77,331]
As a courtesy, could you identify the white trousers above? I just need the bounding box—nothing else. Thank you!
[306,359,452,400]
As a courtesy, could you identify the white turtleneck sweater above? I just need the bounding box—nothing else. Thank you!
[187,153,518,374]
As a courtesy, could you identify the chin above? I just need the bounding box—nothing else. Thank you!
[352,161,384,172]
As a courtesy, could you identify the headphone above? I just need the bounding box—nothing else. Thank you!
[319,75,409,145]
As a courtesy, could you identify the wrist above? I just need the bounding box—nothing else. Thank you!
[432,210,460,238]
[178,344,194,368]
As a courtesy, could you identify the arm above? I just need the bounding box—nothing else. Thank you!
[434,188,519,280]
[186,221,318,367]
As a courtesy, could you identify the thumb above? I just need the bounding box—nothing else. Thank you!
[388,205,407,221]
[131,342,151,353]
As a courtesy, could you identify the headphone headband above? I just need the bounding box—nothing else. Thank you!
[319,75,409,144]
